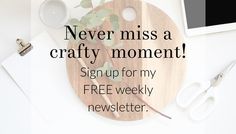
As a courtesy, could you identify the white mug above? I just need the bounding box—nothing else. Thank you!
[39,0,70,28]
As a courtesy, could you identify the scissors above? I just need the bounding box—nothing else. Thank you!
[176,60,236,121]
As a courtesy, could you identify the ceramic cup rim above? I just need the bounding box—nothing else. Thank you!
[39,0,70,28]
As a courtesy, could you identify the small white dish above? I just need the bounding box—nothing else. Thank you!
[39,0,70,28]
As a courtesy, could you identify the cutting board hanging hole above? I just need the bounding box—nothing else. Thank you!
[122,7,136,21]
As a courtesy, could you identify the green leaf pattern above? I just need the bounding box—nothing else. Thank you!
[76,0,93,8]
[110,14,119,31]
[72,0,122,82]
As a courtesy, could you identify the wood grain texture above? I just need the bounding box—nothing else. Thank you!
[66,0,185,121]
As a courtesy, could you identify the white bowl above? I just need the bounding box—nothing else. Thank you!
[39,0,70,28]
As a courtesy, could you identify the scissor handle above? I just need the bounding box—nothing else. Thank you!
[189,89,216,121]
[176,81,211,108]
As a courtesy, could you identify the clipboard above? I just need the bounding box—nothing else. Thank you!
[2,40,32,98]
[1,32,77,123]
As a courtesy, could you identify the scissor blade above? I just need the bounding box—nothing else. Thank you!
[211,60,236,87]
[211,74,223,87]
[222,60,236,75]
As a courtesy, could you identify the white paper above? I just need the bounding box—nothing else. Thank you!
[2,51,31,96]
[1,32,80,125]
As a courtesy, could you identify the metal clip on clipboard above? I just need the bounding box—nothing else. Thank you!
[16,39,33,56]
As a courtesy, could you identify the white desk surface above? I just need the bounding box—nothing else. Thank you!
[0,0,30,134]
[1,0,236,134]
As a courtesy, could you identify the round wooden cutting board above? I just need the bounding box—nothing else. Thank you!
[66,0,186,121]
